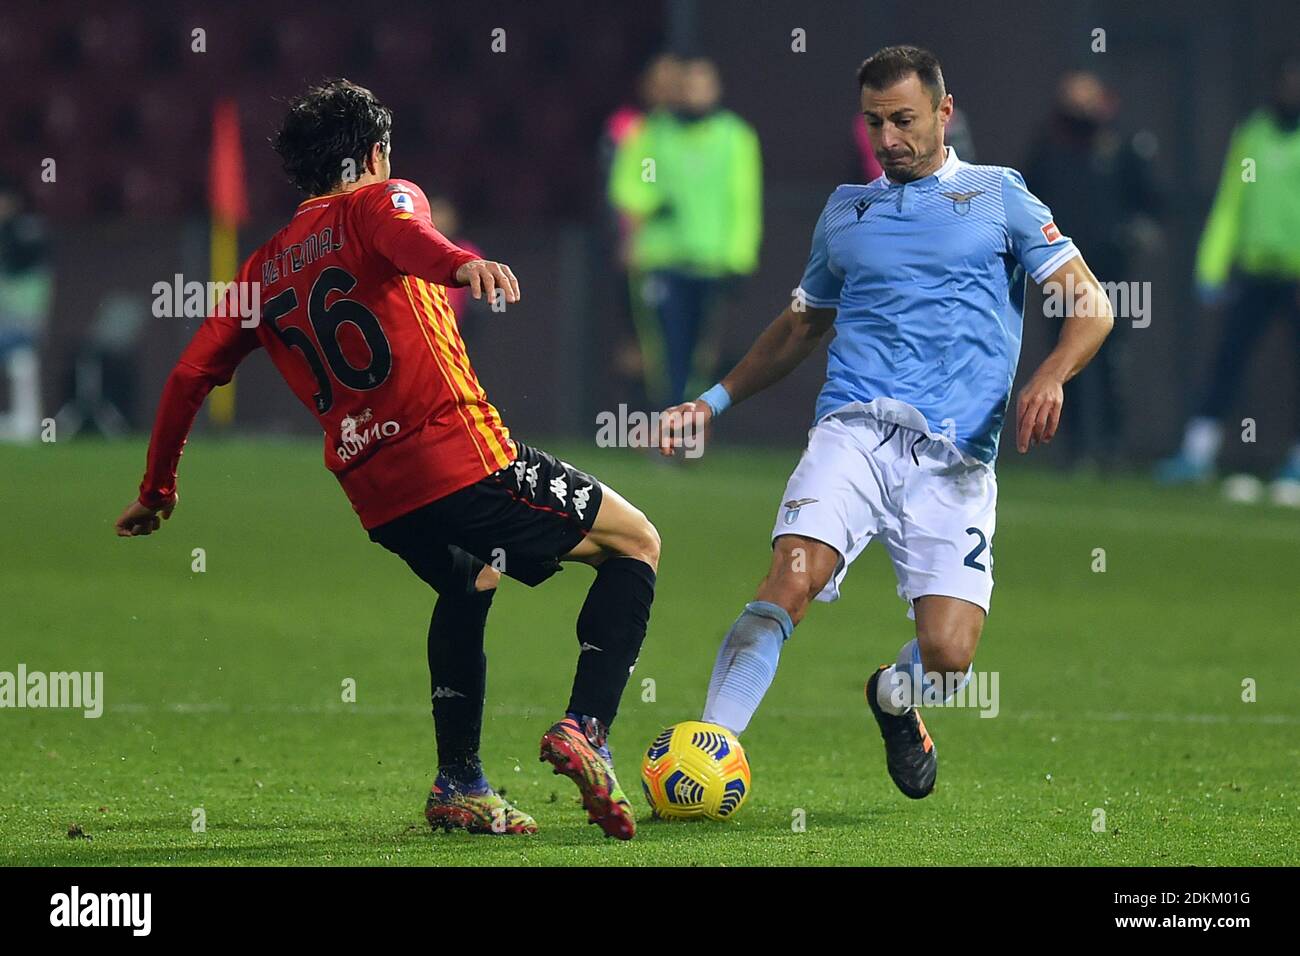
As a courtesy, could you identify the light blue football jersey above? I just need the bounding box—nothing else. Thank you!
[798,147,1079,463]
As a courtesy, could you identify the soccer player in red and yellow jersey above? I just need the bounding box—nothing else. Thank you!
[114,80,657,839]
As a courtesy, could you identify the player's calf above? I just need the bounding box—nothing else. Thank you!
[535,481,657,839]
[701,535,839,735]
[561,482,658,727]
[874,597,984,713]
[866,596,985,800]
[914,594,984,679]
[425,547,497,793]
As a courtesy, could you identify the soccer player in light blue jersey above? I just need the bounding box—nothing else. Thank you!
[658,46,1114,799]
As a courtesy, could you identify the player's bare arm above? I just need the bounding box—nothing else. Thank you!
[657,302,836,456]
[1015,254,1114,454]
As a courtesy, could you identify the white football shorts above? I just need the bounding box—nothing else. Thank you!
[771,400,998,617]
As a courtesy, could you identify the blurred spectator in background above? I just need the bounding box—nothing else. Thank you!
[1156,53,1300,504]
[600,54,684,219]
[53,291,145,438]
[599,53,684,404]
[0,177,52,442]
[1024,71,1161,470]
[609,57,762,406]
[428,195,484,328]
[852,102,977,180]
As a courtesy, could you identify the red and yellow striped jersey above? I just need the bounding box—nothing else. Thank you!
[138,178,515,529]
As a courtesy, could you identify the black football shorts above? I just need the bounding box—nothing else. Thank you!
[368,440,605,590]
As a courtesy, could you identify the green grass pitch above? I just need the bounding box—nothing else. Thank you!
[2,437,1297,866]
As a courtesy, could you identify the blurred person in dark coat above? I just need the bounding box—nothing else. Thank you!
[1024,71,1161,470]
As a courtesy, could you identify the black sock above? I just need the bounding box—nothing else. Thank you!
[568,557,656,727]
[428,562,495,785]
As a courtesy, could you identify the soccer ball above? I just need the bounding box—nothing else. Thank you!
[640,721,751,821]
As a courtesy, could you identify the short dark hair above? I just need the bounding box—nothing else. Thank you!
[272,79,393,196]
[857,45,946,107]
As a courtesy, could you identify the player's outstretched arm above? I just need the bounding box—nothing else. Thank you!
[116,297,261,538]
[1015,255,1114,454]
[657,302,835,457]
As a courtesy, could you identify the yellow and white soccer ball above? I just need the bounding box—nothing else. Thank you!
[640,721,751,821]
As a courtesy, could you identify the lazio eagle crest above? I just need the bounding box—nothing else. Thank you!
[940,189,984,215]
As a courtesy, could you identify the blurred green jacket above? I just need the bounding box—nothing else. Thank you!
[609,109,762,277]
[1196,109,1300,287]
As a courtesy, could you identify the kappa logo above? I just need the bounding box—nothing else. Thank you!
[573,483,592,520]
[431,687,466,699]
[579,642,603,653]
[783,497,818,524]
[513,459,540,496]
[940,189,984,215]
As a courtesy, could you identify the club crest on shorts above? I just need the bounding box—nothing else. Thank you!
[783,497,818,524]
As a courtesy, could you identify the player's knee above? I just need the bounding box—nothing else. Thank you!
[473,564,501,592]
[613,513,660,571]
[448,546,497,596]
[636,518,662,571]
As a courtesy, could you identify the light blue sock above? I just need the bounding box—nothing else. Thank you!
[702,601,793,734]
